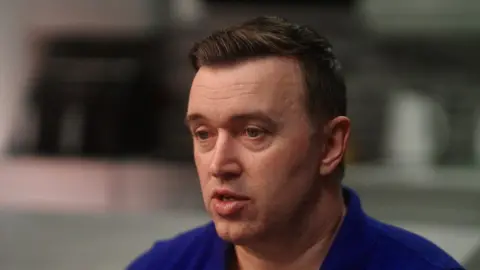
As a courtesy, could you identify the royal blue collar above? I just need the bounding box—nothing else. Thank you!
[320,187,377,269]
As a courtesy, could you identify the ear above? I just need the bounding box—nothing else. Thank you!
[319,116,351,176]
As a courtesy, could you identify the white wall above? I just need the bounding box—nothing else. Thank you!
[0,158,197,213]
[359,0,480,34]
[0,1,27,158]
[26,0,154,35]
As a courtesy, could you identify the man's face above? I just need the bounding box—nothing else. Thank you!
[186,57,325,243]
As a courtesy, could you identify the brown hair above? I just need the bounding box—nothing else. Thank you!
[188,16,347,177]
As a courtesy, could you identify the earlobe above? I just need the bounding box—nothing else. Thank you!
[319,116,351,176]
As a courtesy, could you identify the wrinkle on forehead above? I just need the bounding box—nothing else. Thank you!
[188,57,308,122]
[193,57,304,88]
[193,57,304,95]
[192,83,260,100]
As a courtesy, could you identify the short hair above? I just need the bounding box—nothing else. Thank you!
[188,16,347,177]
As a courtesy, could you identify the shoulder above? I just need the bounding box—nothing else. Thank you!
[127,222,219,270]
[366,217,464,270]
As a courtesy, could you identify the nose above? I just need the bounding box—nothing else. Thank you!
[209,131,242,180]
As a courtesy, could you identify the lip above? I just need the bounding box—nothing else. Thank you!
[211,188,250,217]
[212,188,250,201]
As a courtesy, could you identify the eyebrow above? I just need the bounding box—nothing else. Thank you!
[184,111,278,128]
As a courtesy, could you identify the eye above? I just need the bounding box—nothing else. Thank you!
[243,127,266,139]
[194,130,211,140]
[191,127,216,152]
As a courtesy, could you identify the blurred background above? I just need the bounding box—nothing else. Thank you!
[0,0,479,269]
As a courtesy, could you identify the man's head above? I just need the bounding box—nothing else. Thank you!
[185,16,350,244]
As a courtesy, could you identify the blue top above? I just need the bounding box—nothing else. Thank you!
[127,187,464,270]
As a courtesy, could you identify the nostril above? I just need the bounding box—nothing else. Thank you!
[212,171,240,181]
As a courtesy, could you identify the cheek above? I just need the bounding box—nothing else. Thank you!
[194,152,211,190]
[255,136,312,173]
[246,138,316,200]
[242,162,282,198]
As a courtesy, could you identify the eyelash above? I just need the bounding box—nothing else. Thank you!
[192,126,268,140]
[193,129,211,140]
[242,127,267,138]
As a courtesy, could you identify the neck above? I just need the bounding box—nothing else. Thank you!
[232,186,345,270]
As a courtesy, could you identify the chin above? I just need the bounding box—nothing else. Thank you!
[213,219,260,244]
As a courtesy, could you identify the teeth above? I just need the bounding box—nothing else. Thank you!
[222,196,235,201]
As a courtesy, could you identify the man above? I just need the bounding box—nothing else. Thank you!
[128,16,464,270]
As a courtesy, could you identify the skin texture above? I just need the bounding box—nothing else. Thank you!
[185,56,350,270]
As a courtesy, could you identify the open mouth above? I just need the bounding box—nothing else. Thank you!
[213,189,250,202]
[219,195,237,201]
[212,192,250,216]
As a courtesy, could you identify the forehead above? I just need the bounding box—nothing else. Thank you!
[187,57,306,123]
